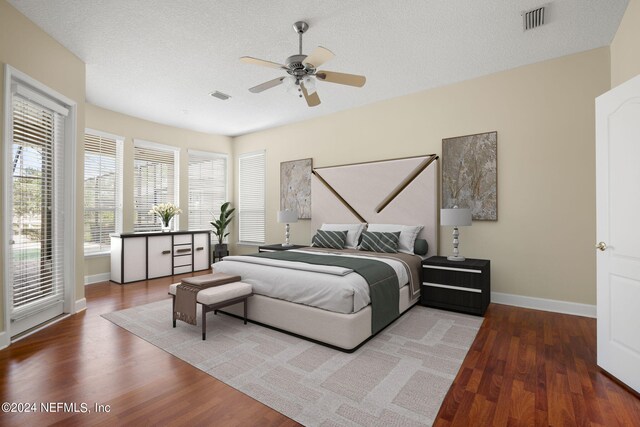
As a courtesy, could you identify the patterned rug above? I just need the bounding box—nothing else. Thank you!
[103,300,483,426]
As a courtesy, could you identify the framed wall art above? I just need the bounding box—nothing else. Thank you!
[280,158,312,219]
[442,131,497,220]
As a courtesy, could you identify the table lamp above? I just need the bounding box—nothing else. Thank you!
[277,209,298,247]
[441,206,472,261]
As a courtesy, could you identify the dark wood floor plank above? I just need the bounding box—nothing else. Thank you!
[434,303,640,427]
[1,278,639,426]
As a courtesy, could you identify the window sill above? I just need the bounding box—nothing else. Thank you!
[237,242,264,247]
[84,251,110,258]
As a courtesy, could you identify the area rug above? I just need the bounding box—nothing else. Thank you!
[102,300,483,426]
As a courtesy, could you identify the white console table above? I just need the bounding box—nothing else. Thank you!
[110,230,211,284]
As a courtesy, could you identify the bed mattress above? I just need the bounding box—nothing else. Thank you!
[213,249,410,314]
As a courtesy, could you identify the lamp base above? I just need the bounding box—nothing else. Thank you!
[281,243,294,248]
[447,255,466,261]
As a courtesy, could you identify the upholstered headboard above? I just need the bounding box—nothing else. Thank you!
[311,154,438,257]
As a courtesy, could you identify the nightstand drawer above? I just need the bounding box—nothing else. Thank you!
[422,266,483,291]
[422,284,484,315]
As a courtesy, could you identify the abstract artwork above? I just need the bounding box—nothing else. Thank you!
[442,131,497,220]
[280,158,312,219]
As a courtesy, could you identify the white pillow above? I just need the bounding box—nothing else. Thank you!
[366,224,423,255]
[320,223,366,249]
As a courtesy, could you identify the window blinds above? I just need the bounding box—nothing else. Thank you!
[84,131,122,254]
[133,142,178,231]
[10,94,66,314]
[188,151,227,232]
[238,151,266,244]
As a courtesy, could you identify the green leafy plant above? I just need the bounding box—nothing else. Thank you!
[210,202,235,245]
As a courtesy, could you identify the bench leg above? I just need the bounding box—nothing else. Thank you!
[172,295,176,328]
[202,304,207,341]
[244,298,248,325]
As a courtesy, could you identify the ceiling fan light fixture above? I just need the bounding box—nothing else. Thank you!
[283,75,296,89]
[283,76,301,97]
[303,76,316,95]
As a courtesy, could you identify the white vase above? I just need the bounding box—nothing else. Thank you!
[161,218,172,232]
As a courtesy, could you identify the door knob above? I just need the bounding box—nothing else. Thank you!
[596,242,607,251]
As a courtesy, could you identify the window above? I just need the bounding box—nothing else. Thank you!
[133,140,179,232]
[238,150,265,244]
[188,150,228,232]
[83,129,123,255]
[4,68,76,337]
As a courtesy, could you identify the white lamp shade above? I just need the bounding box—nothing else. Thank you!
[303,76,316,94]
[277,209,298,223]
[441,208,472,226]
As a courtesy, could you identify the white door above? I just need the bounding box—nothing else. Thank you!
[7,92,66,336]
[595,74,640,393]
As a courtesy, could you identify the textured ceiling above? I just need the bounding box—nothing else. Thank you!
[9,0,628,136]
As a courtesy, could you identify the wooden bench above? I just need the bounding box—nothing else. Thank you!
[169,281,253,340]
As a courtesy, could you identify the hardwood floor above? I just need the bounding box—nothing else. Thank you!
[435,304,640,427]
[1,274,639,426]
[0,271,299,427]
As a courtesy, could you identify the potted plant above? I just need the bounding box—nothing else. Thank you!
[210,202,235,258]
[149,203,182,232]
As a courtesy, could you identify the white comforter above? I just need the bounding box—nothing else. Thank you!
[213,250,409,314]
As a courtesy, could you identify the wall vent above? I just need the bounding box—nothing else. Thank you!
[523,6,545,31]
[209,91,231,100]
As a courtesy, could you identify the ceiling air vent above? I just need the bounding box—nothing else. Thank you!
[209,91,231,100]
[523,6,546,31]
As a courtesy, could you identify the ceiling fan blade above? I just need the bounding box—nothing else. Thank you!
[304,46,334,68]
[316,70,366,87]
[240,56,287,70]
[249,77,285,93]
[301,82,321,107]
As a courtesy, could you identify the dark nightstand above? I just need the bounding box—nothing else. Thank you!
[258,244,308,253]
[421,256,490,316]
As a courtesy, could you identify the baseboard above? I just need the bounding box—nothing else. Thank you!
[75,298,87,313]
[84,272,110,285]
[0,331,9,350]
[492,292,596,318]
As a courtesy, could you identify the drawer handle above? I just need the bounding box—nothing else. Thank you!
[196,247,204,251]
[162,250,171,255]
[423,282,482,293]
[176,248,191,253]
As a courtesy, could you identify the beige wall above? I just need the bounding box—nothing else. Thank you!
[84,104,233,278]
[0,0,85,332]
[611,0,640,87]
[234,48,611,305]
[0,0,630,336]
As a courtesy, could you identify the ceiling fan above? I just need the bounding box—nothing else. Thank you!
[240,21,366,107]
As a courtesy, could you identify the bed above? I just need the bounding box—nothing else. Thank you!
[217,154,438,351]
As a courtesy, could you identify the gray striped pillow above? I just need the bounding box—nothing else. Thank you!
[359,231,401,253]
[311,229,348,249]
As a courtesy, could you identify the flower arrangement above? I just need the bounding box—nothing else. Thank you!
[149,203,182,230]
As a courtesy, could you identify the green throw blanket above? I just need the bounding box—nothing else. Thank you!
[247,251,399,334]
